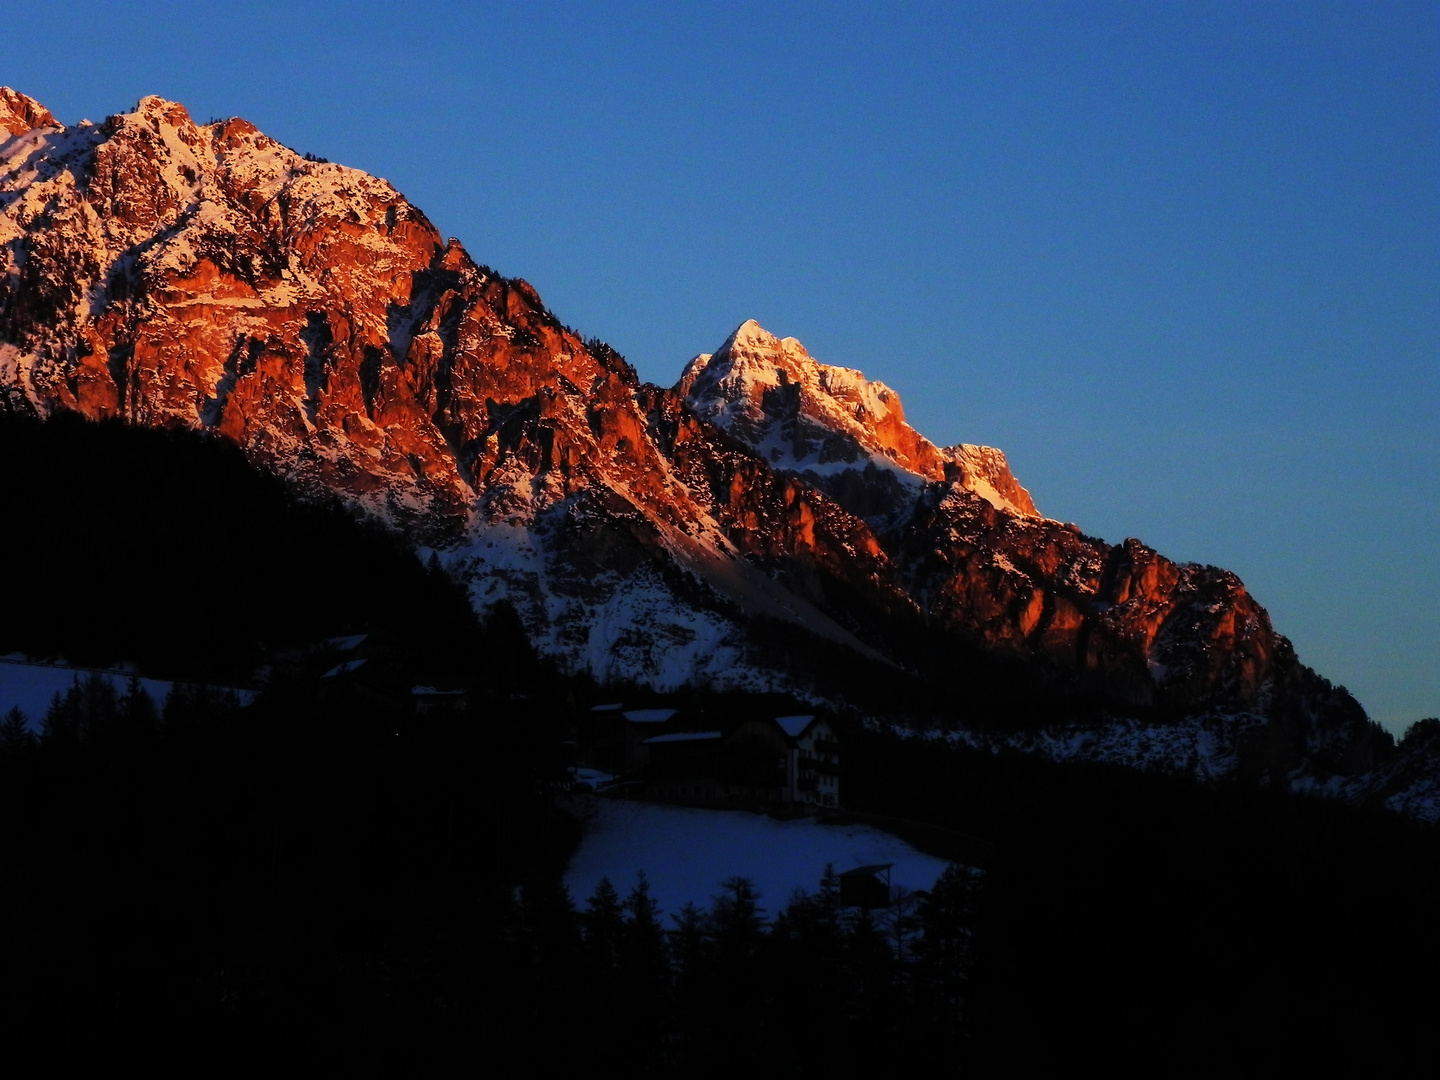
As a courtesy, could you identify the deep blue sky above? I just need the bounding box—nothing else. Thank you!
[10,1,1437,733]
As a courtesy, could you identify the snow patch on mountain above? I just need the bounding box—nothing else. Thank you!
[446,512,779,694]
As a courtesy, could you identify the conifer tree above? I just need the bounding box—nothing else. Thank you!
[670,901,707,969]
[41,681,81,751]
[621,871,668,990]
[619,871,671,1054]
[710,875,764,964]
[581,876,625,974]
[0,706,33,757]
[913,862,981,1042]
[117,675,159,744]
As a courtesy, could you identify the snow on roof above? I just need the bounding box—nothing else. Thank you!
[839,863,894,878]
[324,633,369,652]
[571,766,618,786]
[412,685,465,697]
[591,702,625,712]
[643,731,721,744]
[321,658,367,678]
[775,714,817,737]
[624,708,678,724]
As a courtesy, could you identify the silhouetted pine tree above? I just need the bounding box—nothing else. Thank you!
[116,675,159,746]
[621,872,669,992]
[843,904,905,1067]
[0,706,33,758]
[912,862,980,1045]
[764,866,852,1070]
[581,876,625,972]
[619,872,671,1067]
[41,681,81,751]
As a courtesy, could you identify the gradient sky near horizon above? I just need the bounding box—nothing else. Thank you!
[9,1,1436,734]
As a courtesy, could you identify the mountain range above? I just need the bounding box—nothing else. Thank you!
[2,88,1429,814]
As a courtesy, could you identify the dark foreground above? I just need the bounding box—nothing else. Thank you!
[2,677,1437,1074]
[2,413,1437,1071]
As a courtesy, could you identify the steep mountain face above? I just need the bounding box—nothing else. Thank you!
[0,90,889,688]
[677,321,1295,721]
[1,90,479,520]
[0,89,1391,781]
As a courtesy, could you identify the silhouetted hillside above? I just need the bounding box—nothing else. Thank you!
[0,411,482,683]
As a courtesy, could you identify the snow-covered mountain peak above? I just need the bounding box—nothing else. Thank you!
[719,317,779,353]
[0,89,468,513]
[678,319,1038,520]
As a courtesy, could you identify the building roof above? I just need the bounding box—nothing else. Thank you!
[624,708,678,724]
[643,731,722,744]
[775,714,817,737]
[324,633,370,652]
[321,658,367,679]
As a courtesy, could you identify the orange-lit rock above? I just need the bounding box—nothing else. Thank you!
[0,89,1385,772]
[0,88,58,138]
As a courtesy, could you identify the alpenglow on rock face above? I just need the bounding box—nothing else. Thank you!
[0,88,1386,779]
[679,318,1038,523]
[0,88,58,139]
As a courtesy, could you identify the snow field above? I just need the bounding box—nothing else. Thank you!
[0,657,174,730]
[564,798,952,920]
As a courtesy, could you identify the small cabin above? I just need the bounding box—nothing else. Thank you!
[312,631,410,711]
[579,704,679,776]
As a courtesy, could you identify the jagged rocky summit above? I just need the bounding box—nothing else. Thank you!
[0,89,1403,797]
[679,319,1038,523]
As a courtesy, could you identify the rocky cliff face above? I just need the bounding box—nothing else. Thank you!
[0,88,57,139]
[0,90,888,688]
[677,320,1283,716]
[0,89,1390,780]
[1,90,490,521]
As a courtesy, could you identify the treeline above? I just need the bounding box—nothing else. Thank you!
[3,677,175,760]
[0,669,978,1068]
[843,726,1440,1073]
[4,411,1438,1069]
[0,656,577,1066]
[492,865,979,1073]
[0,411,481,683]
[4,673,1440,1069]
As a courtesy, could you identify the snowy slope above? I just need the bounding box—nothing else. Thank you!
[565,798,952,917]
[0,656,174,729]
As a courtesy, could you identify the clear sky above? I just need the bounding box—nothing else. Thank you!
[9,1,1437,734]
